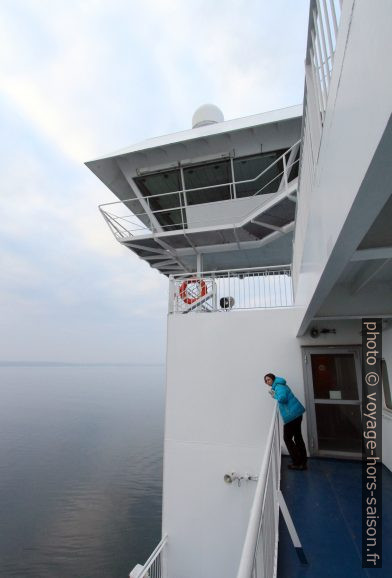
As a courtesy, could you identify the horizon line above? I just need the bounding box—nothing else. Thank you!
[0,361,165,367]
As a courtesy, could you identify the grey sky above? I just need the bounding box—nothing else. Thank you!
[0,0,309,363]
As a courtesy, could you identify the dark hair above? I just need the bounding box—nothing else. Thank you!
[264,373,276,383]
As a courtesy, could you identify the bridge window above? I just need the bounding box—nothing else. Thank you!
[233,149,287,197]
[133,148,293,230]
[135,169,185,230]
[183,160,232,205]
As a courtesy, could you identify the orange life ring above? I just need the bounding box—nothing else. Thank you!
[179,278,207,305]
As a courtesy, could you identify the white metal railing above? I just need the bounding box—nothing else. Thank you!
[236,407,281,578]
[98,142,300,240]
[129,535,167,578]
[305,0,342,121]
[293,0,342,291]
[300,0,342,181]
[169,266,292,314]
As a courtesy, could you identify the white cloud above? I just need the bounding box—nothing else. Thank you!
[0,0,308,160]
[0,0,309,361]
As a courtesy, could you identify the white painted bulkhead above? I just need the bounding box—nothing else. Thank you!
[162,308,305,578]
[185,193,275,229]
[162,309,392,577]
[292,0,392,327]
[162,309,373,576]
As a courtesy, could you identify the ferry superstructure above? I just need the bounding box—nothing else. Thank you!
[87,1,392,576]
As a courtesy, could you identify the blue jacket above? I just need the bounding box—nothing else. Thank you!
[272,377,305,424]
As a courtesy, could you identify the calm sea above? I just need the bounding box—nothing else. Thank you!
[0,365,165,578]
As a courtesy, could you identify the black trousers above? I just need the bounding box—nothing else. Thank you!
[283,416,307,466]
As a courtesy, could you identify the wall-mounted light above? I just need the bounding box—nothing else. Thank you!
[310,327,336,338]
[220,296,235,310]
[224,472,239,484]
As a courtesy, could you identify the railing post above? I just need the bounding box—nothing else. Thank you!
[196,254,203,276]
[144,195,156,234]
[212,274,217,310]
[168,275,175,314]
[230,157,237,199]
[278,492,308,565]
[315,0,330,90]
[180,190,186,230]
[305,63,322,159]
[282,154,288,189]
[321,0,334,67]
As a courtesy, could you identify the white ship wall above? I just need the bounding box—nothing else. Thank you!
[162,307,391,577]
[162,307,305,578]
[186,193,275,229]
[293,0,392,325]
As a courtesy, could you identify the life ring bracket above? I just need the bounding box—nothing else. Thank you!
[178,278,208,305]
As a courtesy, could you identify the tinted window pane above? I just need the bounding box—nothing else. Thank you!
[311,354,358,400]
[315,403,362,452]
[135,170,181,200]
[233,150,286,197]
[135,170,185,230]
[183,161,231,205]
[156,209,185,230]
[382,359,392,410]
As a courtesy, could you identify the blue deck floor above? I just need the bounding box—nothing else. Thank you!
[277,456,392,578]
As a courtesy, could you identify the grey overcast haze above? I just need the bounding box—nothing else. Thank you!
[1,0,309,364]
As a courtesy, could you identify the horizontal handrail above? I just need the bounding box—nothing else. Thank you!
[100,177,296,232]
[99,166,298,241]
[130,534,168,578]
[99,182,232,209]
[100,158,298,219]
[100,184,296,239]
[99,163,298,224]
[170,264,291,278]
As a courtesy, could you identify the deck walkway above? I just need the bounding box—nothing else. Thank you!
[277,456,392,577]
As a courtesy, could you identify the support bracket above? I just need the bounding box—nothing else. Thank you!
[278,489,308,565]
